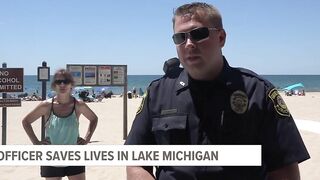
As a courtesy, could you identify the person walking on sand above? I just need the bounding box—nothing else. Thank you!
[22,68,98,180]
[132,87,137,98]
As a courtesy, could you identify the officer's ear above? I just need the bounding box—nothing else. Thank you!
[218,29,226,47]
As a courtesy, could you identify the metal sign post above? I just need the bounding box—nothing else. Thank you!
[38,61,50,141]
[2,63,7,145]
[123,69,128,140]
[0,64,24,145]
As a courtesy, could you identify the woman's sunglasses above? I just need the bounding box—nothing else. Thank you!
[172,27,219,45]
[54,79,71,85]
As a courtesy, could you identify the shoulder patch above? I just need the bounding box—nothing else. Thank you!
[136,90,148,115]
[268,88,290,117]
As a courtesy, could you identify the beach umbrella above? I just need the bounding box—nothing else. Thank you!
[283,83,305,91]
[74,86,93,91]
[74,86,92,93]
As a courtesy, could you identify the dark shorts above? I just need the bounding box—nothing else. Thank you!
[40,166,85,177]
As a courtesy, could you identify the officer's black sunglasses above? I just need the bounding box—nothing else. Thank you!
[54,79,71,85]
[172,27,219,45]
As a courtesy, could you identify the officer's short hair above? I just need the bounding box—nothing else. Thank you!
[172,2,223,29]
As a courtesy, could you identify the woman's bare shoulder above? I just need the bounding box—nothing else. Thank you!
[75,98,86,105]
[38,98,52,108]
[74,98,89,115]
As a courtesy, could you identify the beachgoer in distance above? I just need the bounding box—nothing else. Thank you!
[132,87,137,98]
[22,68,98,180]
[125,2,309,179]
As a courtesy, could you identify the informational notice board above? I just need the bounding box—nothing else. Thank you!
[66,64,128,139]
[66,64,127,86]
[0,98,21,107]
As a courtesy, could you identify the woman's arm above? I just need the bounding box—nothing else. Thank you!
[77,101,98,144]
[22,101,50,145]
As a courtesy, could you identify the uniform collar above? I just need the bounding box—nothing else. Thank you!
[175,68,189,92]
[216,56,233,87]
[175,56,234,92]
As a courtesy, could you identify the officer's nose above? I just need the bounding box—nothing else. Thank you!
[185,37,196,48]
[185,38,195,48]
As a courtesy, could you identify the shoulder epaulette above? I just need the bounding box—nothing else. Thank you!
[236,67,273,87]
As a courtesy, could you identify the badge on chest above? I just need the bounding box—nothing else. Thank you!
[230,90,248,114]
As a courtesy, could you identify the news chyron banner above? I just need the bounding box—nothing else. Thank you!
[0,68,23,93]
[0,145,261,166]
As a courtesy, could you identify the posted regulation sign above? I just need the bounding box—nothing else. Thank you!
[0,68,24,93]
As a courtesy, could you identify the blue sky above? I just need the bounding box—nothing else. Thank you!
[1,0,319,75]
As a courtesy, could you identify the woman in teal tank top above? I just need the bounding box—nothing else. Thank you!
[22,69,98,180]
[45,96,79,145]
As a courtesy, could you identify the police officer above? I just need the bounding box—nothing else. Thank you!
[125,2,310,180]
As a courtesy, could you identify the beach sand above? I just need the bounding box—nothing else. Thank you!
[0,92,319,179]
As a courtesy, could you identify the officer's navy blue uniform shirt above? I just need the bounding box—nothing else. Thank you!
[125,57,310,180]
